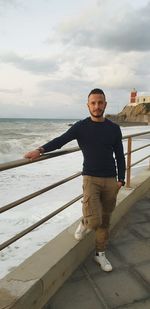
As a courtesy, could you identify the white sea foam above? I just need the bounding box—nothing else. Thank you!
[0,118,77,163]
[0,119,150,279]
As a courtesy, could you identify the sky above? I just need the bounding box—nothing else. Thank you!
[0,0,150,119]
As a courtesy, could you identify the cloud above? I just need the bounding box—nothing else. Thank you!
[0,0,24,12]
[47,46,150,92]
[0,0,24,8]
[0,52,59,75]
[0,0,17,5]
[98,3,150,52]
[0,87,22,94]
[0,0,150,119]
[38,78,94,97]
[53,1,150,52]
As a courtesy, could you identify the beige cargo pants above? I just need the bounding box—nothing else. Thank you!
[82,175,119,252]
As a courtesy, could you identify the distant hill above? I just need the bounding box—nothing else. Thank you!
[106,103,150,125]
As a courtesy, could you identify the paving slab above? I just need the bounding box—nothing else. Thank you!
[132,199,150,211]
[137,208,150,217]
[45,193,150,309]
[115,240,150,265]
[135,262,150,285]
[110,227,137,245]
[124,211,149,223]
[119,298,150,309]
[132,222,150,239]
[48,276,104,309]
[92,269,149,308]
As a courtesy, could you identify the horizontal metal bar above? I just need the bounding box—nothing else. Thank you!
[126,155,150,169]
[0,147,80,172]
[123,130,150,140]
[0,172,82,214]
[124,143,150,156]
[130,155,150,168]
[129,143,150,154]
[0,194,83,251]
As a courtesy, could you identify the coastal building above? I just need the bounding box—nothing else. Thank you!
[129,88,150,106]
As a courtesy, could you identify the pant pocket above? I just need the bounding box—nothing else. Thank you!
[82,195,101,229]
[82,195,92,216]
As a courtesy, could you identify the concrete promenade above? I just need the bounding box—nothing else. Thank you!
[46,191,150,309]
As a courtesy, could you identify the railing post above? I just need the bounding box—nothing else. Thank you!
[126,136,132,188]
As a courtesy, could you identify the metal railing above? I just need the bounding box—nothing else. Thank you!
[0,131,150,252]
[123,131,150,187]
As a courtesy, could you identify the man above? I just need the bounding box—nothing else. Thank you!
[25,88,125,272]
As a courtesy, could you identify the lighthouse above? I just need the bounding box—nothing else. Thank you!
[130,88,137,104]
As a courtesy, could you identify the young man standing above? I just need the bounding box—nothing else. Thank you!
[25,88,126,272]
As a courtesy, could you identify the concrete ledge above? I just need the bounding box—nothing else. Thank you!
[0,169,150,309]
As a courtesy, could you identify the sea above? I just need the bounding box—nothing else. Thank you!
[0,118,150,279]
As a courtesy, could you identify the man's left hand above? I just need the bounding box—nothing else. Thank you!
[117,181,123,190]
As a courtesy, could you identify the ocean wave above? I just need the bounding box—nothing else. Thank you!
[0,118,77,162]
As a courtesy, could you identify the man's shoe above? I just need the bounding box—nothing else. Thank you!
[94,252,112,272]
[74,222,89,240]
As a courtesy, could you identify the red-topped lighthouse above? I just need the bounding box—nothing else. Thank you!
[130,88,137,104]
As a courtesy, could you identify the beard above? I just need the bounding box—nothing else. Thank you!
[89,109,104,118]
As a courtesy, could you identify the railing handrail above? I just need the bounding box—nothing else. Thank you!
[0,147,80,172]
[128,154,150,169]
[0,130,149,252]
[1,143,149,215]
[0,194,83,251]
[0,130,150,172]
[123,130,150,139]
[0,172,82,214]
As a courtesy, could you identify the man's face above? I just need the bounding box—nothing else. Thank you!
[87,93,107,119]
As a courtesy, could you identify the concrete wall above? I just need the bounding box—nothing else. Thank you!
[136,95,150,104]
[0,169,150,309]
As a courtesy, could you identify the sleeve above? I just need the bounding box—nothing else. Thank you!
[41,121,80,153]
[113,126,126,181]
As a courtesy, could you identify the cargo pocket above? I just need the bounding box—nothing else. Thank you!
[82,195,92,216]
[82,195,100,230]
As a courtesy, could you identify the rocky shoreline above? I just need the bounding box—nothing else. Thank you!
[106,116,149,126]
[106,102,150,126]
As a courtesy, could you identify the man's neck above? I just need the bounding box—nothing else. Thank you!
[90,116,105,123]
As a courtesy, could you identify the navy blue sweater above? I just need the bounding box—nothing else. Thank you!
[42,118,125,180]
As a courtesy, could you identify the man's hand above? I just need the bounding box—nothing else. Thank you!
[117,181,123,190]
[24,149,41,160]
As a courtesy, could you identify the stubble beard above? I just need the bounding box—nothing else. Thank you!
[89,110,104,119]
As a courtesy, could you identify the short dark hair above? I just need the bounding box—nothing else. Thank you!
[88,88,106,99]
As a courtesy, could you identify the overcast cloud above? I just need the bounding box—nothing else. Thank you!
[0,52,59,75]
[55,2,150,52]
[0,0,150,118]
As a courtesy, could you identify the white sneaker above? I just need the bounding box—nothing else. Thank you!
[94,252,112,272]
[74,222,90,240]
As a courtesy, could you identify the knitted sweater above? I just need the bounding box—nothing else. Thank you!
[42,117,126,180]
